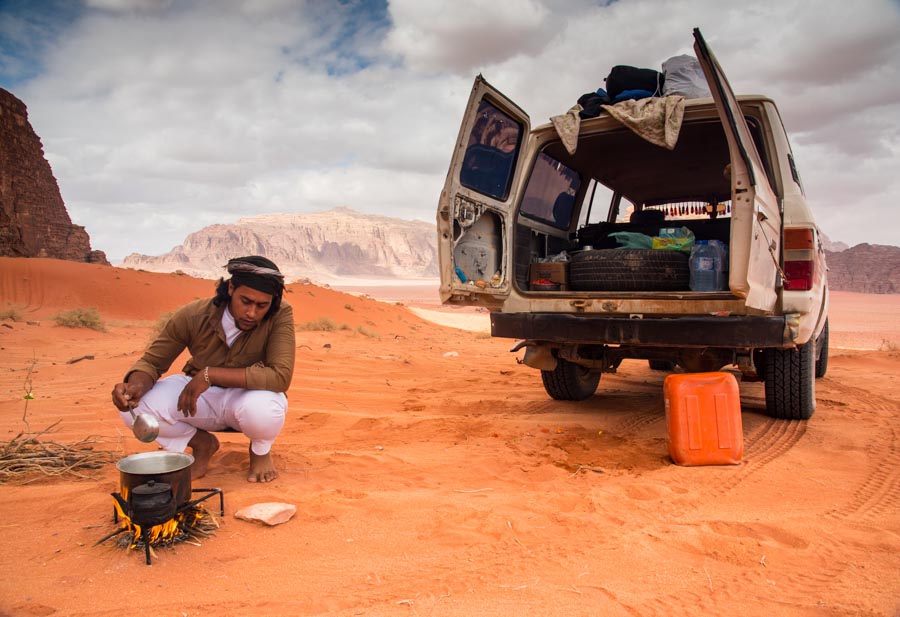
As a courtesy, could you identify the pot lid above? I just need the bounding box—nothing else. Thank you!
[132,480,172,496]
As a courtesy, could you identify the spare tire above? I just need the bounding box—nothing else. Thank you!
[569,248,689,291]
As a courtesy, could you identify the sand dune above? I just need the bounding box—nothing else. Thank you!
[1,257,898,616]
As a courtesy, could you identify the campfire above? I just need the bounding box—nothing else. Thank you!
[97,452,225,564]
[98,486,224,564]
[100,497,217,555]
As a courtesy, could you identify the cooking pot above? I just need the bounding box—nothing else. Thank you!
[116,451,194,507]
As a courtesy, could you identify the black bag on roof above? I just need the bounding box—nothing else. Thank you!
[605,65,664,99]
[577,91,611,119]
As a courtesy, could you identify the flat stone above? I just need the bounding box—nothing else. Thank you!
[234,502,297,526]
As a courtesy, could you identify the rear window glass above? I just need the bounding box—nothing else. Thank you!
[459,100,522,200]
[615,199,732,223]
[519,153,582,230]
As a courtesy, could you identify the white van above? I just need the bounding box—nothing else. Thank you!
[436,29,829,420]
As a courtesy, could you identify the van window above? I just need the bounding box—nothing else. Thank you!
[459,100,522,200]
[519,153,582,230]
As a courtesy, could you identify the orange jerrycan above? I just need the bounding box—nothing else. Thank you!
[663,371,743,466]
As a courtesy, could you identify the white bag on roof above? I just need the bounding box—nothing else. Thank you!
[662,55,711,99]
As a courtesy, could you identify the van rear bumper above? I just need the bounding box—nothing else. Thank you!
[491,312,791,348]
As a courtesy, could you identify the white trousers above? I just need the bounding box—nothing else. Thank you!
[120,374,287,455]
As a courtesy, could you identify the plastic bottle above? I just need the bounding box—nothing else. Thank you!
[709,239,729,290]
[690,240,721,291]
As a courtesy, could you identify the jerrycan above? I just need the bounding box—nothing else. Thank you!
[664,371,743,466]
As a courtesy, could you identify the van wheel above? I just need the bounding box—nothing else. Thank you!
[541,359,601,401]
[649,360,676,371]
[569,249,689,291]
[764,339,816,420]
[815,318,829,379]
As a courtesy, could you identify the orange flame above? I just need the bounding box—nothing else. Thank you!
[112,496,204,548]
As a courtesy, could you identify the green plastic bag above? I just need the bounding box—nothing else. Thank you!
[609,231,654,249]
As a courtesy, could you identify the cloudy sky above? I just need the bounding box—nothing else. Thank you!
[2,0,899,261]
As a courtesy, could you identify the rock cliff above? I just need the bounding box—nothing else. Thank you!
[121,208,437,281]
[0,88,108,264]
[825,244,900,295]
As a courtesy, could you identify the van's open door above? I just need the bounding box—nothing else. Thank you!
[437,75,530,306]
[694,28,781,312]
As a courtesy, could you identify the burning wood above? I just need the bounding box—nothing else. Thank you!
[98,500,219,556]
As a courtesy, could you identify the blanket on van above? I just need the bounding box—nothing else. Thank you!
[550,104,583,155]
[602,94,685,150]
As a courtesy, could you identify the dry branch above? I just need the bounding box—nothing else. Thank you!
[0,425,115,484]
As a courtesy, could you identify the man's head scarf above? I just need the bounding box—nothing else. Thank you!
[226,256,285,298]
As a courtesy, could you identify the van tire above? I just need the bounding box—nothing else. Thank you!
[815,318,829,379]
[541,359,601,401]
[764,339,816,420]
[569,249,689,291]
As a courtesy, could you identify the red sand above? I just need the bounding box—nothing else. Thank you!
[1,258,898,616]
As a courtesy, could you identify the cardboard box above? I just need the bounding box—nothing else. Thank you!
[529,262,568,290]
[663,372,743,466]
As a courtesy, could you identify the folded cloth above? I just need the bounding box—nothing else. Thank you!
[602,95,685,150]
[550,103,583,155]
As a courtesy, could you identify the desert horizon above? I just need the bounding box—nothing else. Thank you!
[1,256,898,616]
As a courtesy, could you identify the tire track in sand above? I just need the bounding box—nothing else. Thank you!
[700,418,808,498]
[825,427,900,524]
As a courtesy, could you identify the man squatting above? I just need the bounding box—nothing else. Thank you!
[111,256,295,482]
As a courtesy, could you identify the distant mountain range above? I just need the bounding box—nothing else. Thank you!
[121,208,898,294]
[121,208,438,282]
[824,243,900,294]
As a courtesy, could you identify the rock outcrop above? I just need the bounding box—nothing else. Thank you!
[820,232,848,253]
[122,208,437,281]
[825,244,900,295]
[0,88,108,264]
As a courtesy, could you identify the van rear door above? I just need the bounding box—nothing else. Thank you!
[437,75,530,306]
[694,28,781,312]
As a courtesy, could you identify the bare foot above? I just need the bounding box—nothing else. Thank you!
[248,447,277,483]
[187,429,220,479]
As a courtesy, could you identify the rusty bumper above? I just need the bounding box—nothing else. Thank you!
[490,312,790,348]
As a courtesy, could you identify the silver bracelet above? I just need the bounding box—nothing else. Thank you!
[203,366,210,384]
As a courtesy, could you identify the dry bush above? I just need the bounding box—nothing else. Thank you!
[356,325,379,338]
[1,306,23,322]
[296,317,351,332]
[53,307,106,332]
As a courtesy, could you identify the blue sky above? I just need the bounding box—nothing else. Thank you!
[2,0,899,261]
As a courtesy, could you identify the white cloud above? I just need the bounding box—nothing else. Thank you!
[4,0,899,259]
[384,0,560,73]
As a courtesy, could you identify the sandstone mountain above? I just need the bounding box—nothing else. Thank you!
[825,244,900,295]
[121,208,438,281]
[820,232,848,253]
[0,88,108,265]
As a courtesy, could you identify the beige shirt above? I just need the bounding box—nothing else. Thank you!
[127,298,295,392]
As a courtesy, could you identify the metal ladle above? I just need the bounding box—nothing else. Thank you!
[126,406,160,443]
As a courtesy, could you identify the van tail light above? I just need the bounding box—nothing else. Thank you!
[782,228,815,291]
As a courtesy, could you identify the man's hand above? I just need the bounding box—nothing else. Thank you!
[111,372,153,411]
[177,373,210,417]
